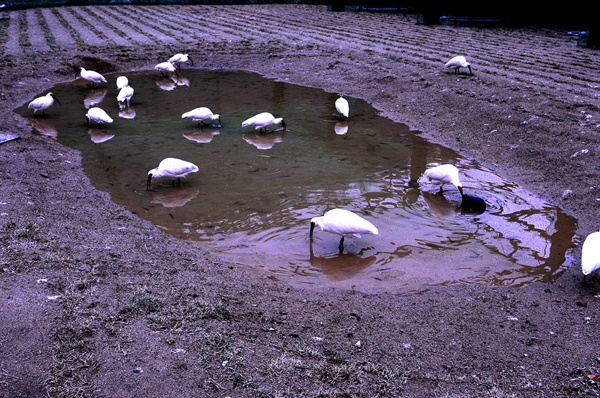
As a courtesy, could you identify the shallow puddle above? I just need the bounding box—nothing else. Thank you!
[16,69,577,294]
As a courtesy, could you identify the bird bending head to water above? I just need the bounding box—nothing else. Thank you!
[582,231,600,285]
[335,96,349,119]
[85,107,113,126]
[423,164,463,194]
[147,157,199,191]
[445,55,472,76]
[155,61,177,77]
[241,112,286,133]
[28,92,61,115]
[117,86,134,107]
[181,107,221,127]
[79,67,107,86]
[310,208,378,253]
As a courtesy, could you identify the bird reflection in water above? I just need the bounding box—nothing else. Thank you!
[83,88,107,109]
[155,77,177,91]
[334,121,348,135]
[118,105,136,120]
[87,127,114,144]
[309,242,376,282]
[422,191,460,219]
[183,129,220,144]
[150,187,199,208]
[172,74,190,87]
[30,118,59,138]
[242,130,285,150]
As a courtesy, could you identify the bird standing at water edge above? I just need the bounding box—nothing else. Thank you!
[422,164,463,194]
[310,208,379,253]
[445,55,472,76]
[147,157,199,191]
[28,92,61,115]
[79,67,107,86]
[169,53,194,70]
[582,231,600,285]
[117,85,134,107]
[335,96,349,119]
[85,107,113,126]
[181,107,221,127]
[242,112,286,133]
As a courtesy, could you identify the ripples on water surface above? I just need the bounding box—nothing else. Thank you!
[16,69,577,294]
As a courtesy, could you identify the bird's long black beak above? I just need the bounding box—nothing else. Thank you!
[310,221,315,239]
[189,56,194,66]
[52,95,61,106]
[281,119,287,131]
[146,174,153,191]
[468,65,473,76]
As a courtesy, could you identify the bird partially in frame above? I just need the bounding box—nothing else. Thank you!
[169,53,194,70]
[422,164,463,195]
[28,92,61,115]
[582,231,600,285]
[335,96,349,119]
[181,107,221,127]
[310,208,379,253]
[85,107,113,126]
[147,157,199,191]
[241,112,286,133]
[445,55,472,76]
[79,67,107,87]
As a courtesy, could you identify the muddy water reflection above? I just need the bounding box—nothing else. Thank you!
[16,70,576,294]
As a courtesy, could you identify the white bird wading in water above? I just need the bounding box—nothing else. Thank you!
[79,67,107,86]
[181,107,221,127]
[155,61,177,77]
[335,96,349,119]
[422,164,463,194]
[117,86,134,107]
[445,55,472,76]
[169,53,194,70]
[28,92,61,115]
[582,231,600,285]
[241,112,286,133]
[310,208,379,253]
[147,157,199,191]
[85,107,113,126]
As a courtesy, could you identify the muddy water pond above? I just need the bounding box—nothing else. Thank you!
[17,69,577,294]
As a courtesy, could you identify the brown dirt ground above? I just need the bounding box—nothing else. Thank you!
[1,4,599,398]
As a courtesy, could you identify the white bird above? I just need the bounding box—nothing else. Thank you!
[310,208,379,252]
[79,67,107,86]
[28,92,61,114]
[116,76,129,90]
[181,107,221,127]
[335,96,349,119]
[422,164,463,194]
[445,55,472,75]
[117,85,134,107]
[85,107,113,125]
[169,53,194,70]
[147,157,199,191]
[582,231,600,284]
[241,112,286,133]
[155,61,177,76]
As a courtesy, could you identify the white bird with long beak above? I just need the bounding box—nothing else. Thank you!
[169,53,193,70]
[85,107,113,126]
[335,96,349,119]
[155,61,177,77]
[79,67,107,86]
[241,112,286,133]
[422,164,463,194]
[181,107,221,127]
[582,231,600,285]
[445,55,472,75]
[310,208,379,252]
[117,85,134,107]
[116,76,129,90]
[28,92,61,114]
[147,157,199,191]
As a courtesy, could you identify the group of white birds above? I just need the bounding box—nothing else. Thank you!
[26,54,599,277]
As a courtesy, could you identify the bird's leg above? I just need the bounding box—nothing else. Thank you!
[338,236,345,253]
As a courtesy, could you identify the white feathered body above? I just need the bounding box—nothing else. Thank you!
[155,61,176,74]
[182,107,220,125]
[86,107,113,125]
[148,158,199,180]
[311,209,379,238]
[28,92,60,113]
[423,164,463,192]
[80,67,107,85]
[335,96,349,118]
[117,86,134,106]
[116,76,129,90]
[582,231,600,276]
[241,112,285,131]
